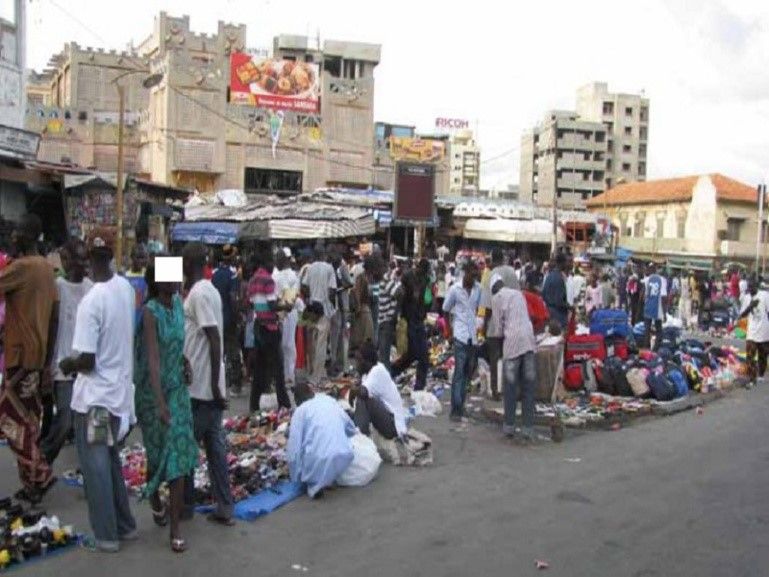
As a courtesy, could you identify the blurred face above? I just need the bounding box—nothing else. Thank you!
[356,350,375,376]
[157,281,180,297]
[132,248,149,272]
[63,245,88,280]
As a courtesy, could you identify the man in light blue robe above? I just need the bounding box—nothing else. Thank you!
[287,384,357,498]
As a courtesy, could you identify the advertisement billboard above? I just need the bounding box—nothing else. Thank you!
[394,163,435,224]
[435,117,469,130]
[389,136,445,163]
[230,52,320,113]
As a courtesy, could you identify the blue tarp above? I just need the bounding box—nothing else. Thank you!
[171,221,240,245]
[195,480,304,522]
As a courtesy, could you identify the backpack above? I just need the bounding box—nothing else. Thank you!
[647,372,676,402]
[666,365,688,398]
[627,368,651,398]
[601,357,633,397]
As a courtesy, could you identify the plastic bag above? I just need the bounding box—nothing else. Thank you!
[337,433,382,487]
[476,358,491,397]
[411,390,443,417]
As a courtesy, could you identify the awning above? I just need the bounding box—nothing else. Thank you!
[667,256,713,271]
[239,216,375,241]
[462,218,565,244]
[171,221,240,245]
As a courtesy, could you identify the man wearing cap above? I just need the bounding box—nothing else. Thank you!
[490,274,538,440]
[212,244,242,396]
[0,214,59,504]
[59,226,137,551]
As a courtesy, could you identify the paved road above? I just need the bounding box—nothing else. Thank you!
[8,384,769,577]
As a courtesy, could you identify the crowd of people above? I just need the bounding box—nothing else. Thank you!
[1,211,766,555]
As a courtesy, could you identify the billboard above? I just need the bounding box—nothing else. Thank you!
[394,163,435,224]
[435,117,469,130]
[389,136,445,163]
[230,52,320,113]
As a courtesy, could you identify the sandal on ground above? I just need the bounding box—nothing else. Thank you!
[170,538,187,553]
[206,513,235,526]
[150,498,168,527]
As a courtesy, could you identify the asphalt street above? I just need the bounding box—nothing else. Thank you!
[8,383,769,577]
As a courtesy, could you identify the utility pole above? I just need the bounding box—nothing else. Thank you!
[551,118,558,256]
[115,84,125,271]
[757,183,766,274]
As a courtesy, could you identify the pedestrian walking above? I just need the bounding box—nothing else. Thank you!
[273,250,302,389]
[643,264,667,350]
[349,272,374,357]
[542,255,569,328]
[211,245,242,397]
[376,260,403,371]
[134,258,198,553]
[739,278,769,386]
[59,226,137,552]
[301,246,337,384]
[181,242,234,527]
[443,261,481,421]
[41,238,93,466]
[0,214,59,504]
[392,259,431,391]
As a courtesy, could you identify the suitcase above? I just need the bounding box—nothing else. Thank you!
[565,334,607,363]
[589,309,631,338]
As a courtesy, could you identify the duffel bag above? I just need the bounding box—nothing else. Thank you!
[627,368,651,398]
[590,309,631,338]
[564,362,584,391]
[647,372,677,401]
[566,334,607,363]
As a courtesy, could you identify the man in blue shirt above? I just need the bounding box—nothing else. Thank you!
[211,245,241,396]
[443,261,481,422]
[643,263,667,350]
[124,244,148,329]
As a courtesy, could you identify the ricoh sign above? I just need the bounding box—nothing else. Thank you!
[435,118,470,130]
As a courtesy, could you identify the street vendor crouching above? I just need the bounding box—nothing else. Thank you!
[351,342,408,441]
[287,383,356,499]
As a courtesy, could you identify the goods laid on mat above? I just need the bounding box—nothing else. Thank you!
[536,393,653,427]
[0,498,78,570]
[63,408,294,506]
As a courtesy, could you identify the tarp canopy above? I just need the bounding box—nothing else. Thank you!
[171,221,240,245]
[462,218,565,244]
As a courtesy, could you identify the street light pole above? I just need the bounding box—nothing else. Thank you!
[115,84,126,271]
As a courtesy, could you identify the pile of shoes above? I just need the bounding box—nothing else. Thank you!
[0,498,77,569]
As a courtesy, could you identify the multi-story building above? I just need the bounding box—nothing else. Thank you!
[26,12,381,194]
[448,129,480,196]
[519,110,607,209]
[0,0,26,129]
[372,121,415,190]
[576,82,649,189]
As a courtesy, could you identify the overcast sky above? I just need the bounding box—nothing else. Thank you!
[22,0,769,190]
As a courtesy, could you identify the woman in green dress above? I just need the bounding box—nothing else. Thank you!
[135,259,198,553]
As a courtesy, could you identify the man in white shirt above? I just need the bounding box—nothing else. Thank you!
[273,251,302,388]
[301,246,338,383]
[41,239,93,466]
[566,266,586,308]
[181,242,234,526]
[59,227,136,553]
[353,342,408,440]
[443,261,481,422]
[739,278,769,386]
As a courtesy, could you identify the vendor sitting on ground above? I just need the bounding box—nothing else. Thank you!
[352,341,408,441]
[286,383,357,499]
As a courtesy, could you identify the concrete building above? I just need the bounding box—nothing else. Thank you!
[372,121,415,190]
[448,129,480,196]
[576,82,649,189]
[26,12,381,194]
[586,174,763,268]
[519,110,607,209]
[0,0,25,129]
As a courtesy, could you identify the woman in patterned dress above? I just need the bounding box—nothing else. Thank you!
[135,258,198,553]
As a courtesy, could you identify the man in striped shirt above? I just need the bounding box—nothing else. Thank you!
[376,263,402,372]
[490,274,538,440]
[248,249,291,413]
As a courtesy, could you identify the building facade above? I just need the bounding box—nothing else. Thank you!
[586,174,764,268]
[519,111,607,209]
[0,0,25,129]
[576,82,649,189]
[26,12,381,194]
[448,129,480,196]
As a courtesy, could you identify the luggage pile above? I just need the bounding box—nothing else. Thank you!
[564,310,747,402]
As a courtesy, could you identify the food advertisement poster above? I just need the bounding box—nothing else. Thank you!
[389,136,445,163]
[230,52,320,113]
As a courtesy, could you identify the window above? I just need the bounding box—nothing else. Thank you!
[606,178,613,189]
[607,139,614,151]
[726,218,744,241]
[640,127,648,140]
[639,143,647,156]
[622,162,631,171]
[593,171,604,181]
[323,56,341,77]
[583,132,592,141]
[603,102,614,115]
[623,144,632,153]
[639,161,646,175]
[604,121,614,133]
[284,55,297,62]
[677,212,687,238]
[656,216,665,239]
[595,131,605,143]
[607,159,613,170]
[640,106,649,122]
[584,152,591,161]
[633,214,645,237]
[244,167,303,195]
[625,107,633,117]
[594,152,604,161]
[343,59,358,79]
[624,126,632,136]
[557,129,566,138]
[453,178,460,184]
[557,150,564,159]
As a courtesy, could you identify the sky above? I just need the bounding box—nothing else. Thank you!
[19,0,769,190]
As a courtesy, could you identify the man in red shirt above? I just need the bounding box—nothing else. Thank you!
[523,278,550,334]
